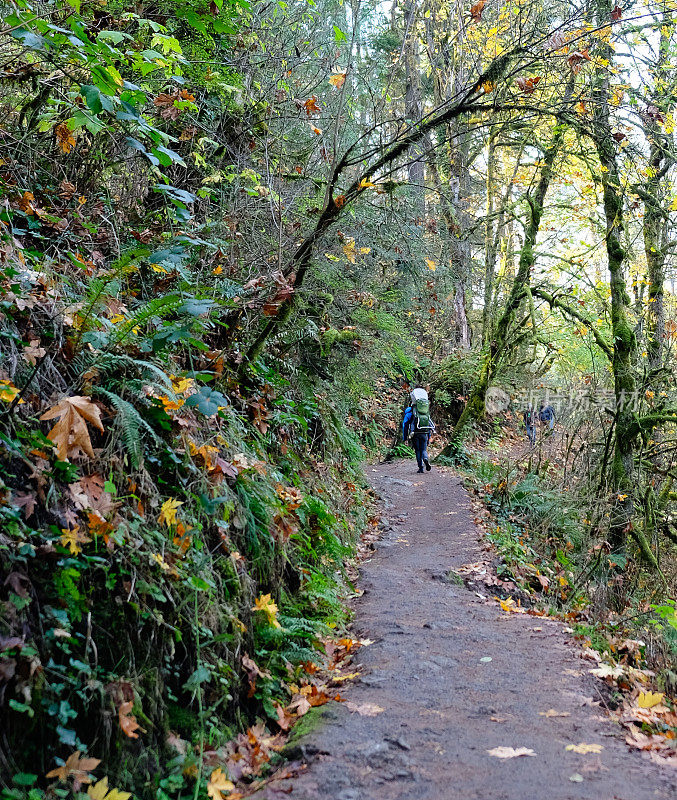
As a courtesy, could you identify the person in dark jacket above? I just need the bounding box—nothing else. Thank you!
[402,404,435,473]
[523,403,537,446]
[538,403,556,432]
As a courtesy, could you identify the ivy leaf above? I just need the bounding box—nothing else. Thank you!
[184,385,228,416]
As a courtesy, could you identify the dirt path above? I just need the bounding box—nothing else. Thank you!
[263,461,674,800]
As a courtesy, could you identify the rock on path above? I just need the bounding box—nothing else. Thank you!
[260,461,674,800]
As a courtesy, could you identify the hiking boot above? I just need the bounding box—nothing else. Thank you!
[424,458,431,471]
[417,467,424,473]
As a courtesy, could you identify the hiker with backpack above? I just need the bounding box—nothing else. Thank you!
[538,402,556,433]
[402,386,435,473]
[523,403,537,446]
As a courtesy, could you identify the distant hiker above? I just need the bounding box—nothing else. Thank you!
[402,385,435,473]
[538,402,556,432]
[523,403,537,446]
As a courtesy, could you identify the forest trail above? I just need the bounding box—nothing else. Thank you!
[260,461,674,800]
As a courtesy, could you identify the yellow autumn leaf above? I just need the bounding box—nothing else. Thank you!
[637,691,664,708]
[207,768,234,800]
[252,593,281,628]
[359,178,375,188]
[60,526,92,556]
[329,73,346,88]
[88,777,131,800]
[565,742,603,754]
[342,238,357,264]
[158,498,182,527]
[170,375,194,394]
[0,379,21,403]
[425,258,436,271]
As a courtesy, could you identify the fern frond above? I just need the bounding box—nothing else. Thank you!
[94,387,163,467]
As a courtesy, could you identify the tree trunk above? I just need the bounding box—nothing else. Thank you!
[403,0,425,213]
[442,116,569,452]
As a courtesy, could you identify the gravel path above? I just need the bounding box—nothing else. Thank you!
[261,461,674,800]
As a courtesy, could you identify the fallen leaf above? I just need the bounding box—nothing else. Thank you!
[329,73,346,88]
[55,123,76,154]
[346,702,384,716]
[158,498,182,527]
[252,593,281,628]
[569,773,584,782]
[118,701,144,739]
[565,742,603,754]
[40,396,104,461]
[88,777,132,800]
[590,664,624,679]
[60,526,92,556]
[539,709,571,718]
[487,746,536,759]
[470,0,486,23]
[207,767,234,800]
[637,691,664,709]
[12,491,36,519]
[46,751,101,789]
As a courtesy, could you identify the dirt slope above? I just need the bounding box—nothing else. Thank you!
[260,461,674,800]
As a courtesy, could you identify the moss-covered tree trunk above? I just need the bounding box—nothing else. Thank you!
[591,0,636,554]
[643,21,671,374]
[442,121,567,452]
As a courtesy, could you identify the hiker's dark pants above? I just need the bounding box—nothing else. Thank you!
[412,433,430,469]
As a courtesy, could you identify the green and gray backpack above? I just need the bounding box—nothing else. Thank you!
[412,398,433,432]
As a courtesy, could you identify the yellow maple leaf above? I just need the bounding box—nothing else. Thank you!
[158,498,182,527]
[425,258,436,271]
[329,73,346,88]
[170,375,194,394]
[88,777,131,800]
[252,593,281,628]
[207,768,234,800]
[342,238,357,264]
[637,691,664,708]
[359,178,375,188]
[60,526,92,556]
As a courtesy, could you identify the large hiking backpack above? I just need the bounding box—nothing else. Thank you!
[412,398,433,432]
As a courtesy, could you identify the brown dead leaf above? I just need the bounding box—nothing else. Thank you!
[40,396,104,461]
[12,491,36,519]
[470,0,486,23]
[539,709,571,718]
[46,751,101,789]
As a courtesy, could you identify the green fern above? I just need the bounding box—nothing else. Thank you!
[94,387,163,467]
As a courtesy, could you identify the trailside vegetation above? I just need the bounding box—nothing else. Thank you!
[1,0,677,794]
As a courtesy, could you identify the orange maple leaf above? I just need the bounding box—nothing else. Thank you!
[118,701,144,739]
[46,751,101,790]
